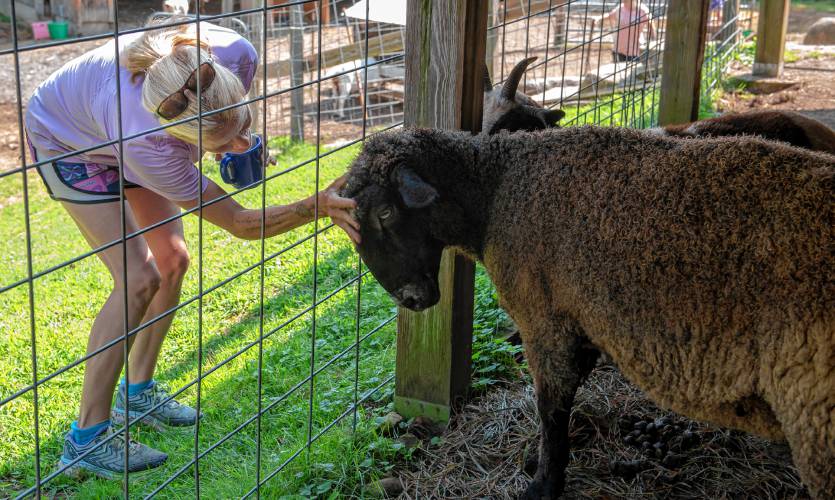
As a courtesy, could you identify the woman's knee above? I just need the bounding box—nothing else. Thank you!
[126,261,162,303]
[157,247,190,285]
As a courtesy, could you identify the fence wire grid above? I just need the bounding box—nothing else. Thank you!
[0,0,749,497]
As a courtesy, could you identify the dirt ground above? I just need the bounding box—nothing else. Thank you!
[716,47,835,129]
[0,40,101,171]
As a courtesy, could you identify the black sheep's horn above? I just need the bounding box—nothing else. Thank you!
[501,56,537,100]
[483,63,493,92]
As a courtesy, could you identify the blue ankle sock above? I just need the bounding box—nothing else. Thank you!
[71,420,110,446]
[120,378,153,397]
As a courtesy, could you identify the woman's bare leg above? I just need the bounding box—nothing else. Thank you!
[62,201,161,427]
[125,188,189,383]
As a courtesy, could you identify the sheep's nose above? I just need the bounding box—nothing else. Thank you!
[397,285,423,310]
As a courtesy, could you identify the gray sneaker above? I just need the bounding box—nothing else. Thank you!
[112,381,201,430]
[58,427,167,480]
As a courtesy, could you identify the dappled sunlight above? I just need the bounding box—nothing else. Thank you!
[0,134,400,498]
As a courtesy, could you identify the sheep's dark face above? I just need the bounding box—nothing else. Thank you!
[483,57,565,134]
[347,169,444,312]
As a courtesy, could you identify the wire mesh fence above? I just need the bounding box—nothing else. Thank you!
[701,0,758,105]
[488,0,668,129]
[0,0,747,497]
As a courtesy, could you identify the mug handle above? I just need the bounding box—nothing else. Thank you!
[219,155,236,183]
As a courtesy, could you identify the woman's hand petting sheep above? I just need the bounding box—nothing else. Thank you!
[319,175,360,244]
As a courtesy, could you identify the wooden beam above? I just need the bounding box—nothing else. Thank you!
[265,30,405,78]
[658,0,710,125]
[753,0,790,77]
[395,0,487,422]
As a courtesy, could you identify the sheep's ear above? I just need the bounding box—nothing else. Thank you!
[521,106,565,127]
[395,168,438,209]
[544,109,565,126]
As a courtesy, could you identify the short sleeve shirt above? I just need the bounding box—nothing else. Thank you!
[25,22,258,201]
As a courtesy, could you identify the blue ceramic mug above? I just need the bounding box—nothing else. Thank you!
[219,134,264,190]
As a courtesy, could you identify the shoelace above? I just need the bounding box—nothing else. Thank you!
[108,430,141,453]
[150,384,181,410]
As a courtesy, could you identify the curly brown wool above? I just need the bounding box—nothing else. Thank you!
[661,109,835,155]
[344,126,834,499]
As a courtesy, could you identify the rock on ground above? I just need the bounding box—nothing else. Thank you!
[804,17,835,45]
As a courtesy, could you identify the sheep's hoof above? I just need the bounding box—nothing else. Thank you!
[523,451,538,476]
[522,477,562,500]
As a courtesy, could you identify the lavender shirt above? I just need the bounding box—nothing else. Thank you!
[25,23,258,201]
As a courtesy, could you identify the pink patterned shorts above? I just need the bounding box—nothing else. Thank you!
[28,141,138,204]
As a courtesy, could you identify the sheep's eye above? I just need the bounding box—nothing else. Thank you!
[378,207,392,220]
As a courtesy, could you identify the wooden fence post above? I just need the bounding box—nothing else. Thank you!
[753,0,790,77]
[394,0,488,422]
[658,0,710,125]
[289,2,305,141]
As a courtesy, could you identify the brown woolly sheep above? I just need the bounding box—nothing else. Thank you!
[500,77,835,154]
[656,109,835,155]
[342,126,835,499]
[482,57,565,134]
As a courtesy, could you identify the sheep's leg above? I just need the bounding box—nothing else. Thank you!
[522,317,598,500]
[765,322,835,499]
[776,399,834,499]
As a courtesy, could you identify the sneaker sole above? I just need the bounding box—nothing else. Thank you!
[57,457,153,481]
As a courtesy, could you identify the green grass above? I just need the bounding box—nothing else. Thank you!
[561,89,661,129]
[0,135,518,499]
[793,0,835,13]
[698,36,756,118]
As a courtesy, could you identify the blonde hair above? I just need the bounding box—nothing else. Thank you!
[121,18,251,151]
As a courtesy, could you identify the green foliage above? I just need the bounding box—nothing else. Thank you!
[783,48,801,64]
[732,40,758,67]
[700,36,752,117]
[0,138,396,498]
[561,89,661,129]
[471,267,523,392]
[793,0,835,12]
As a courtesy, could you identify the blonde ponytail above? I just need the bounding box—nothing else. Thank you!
[121,17,251,151]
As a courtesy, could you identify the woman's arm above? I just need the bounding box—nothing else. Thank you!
[646,17,656,39]
[640,5,655,39]
[175,175,360,243]
[589,6,618,25]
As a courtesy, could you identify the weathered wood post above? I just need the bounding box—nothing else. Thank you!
[658,0,710,125]
[289,2,306,141]
[394,0,488,422]
[753,0,790,77]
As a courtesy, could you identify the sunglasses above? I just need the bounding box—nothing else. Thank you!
[156,60,216,120]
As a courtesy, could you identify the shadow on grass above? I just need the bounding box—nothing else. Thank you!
[11,238,397,499]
